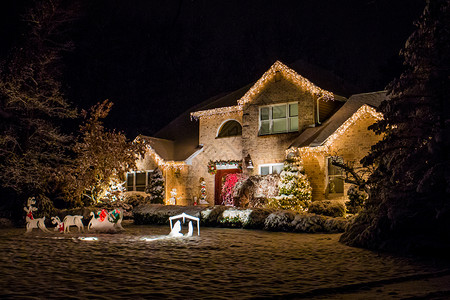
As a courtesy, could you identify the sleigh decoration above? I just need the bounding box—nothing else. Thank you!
[88,209,124,232]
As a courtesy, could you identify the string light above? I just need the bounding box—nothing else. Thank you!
[191,60,334,120]
[191,105,243,120]
[238,61,334,106]
[287,104,383,158]
[134,136,187,170]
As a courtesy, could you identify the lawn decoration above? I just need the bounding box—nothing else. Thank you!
[88,209,123,232]
[199,178,208,205]
[168,213,200,237]
[167,188,177,205]
[24,197,49,233]
[51,216,64,232]
[169,220,183,237]
[62,215,84,233]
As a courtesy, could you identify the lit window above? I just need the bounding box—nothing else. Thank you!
[126,170,153,192]
[259,163,284,175]
[217,120,242,138]
[327,157,344,195]
[259,102,298,135]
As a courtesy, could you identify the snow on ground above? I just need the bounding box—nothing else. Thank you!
[0,224,449,299]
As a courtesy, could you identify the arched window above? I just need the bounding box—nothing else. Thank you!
[217,120,242,138]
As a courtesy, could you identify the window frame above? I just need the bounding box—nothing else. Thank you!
[259,163,284,175]
[326,157,345,196]
[126,170,154,192]
[258,102,298,135]
[216,119,243,138]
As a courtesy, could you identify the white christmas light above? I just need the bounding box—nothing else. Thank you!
[287,104,383,158]
[190,60,334,120]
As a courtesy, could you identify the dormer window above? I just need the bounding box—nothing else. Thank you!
[217,120,242,138]
[259,102,298,135]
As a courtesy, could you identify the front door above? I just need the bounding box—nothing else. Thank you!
[214,168,242,205]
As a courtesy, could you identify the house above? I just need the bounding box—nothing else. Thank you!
[127,60,385,205]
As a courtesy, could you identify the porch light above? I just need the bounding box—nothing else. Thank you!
[245,154,254,169]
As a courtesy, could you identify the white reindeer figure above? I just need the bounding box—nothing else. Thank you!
[62,215,84,233]
[51,216,64,233]
[23,197,49,233]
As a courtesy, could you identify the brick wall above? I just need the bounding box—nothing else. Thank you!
[242,77,315,176]
[301,113,383,201]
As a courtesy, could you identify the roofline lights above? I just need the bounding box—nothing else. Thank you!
[190,60,334,120]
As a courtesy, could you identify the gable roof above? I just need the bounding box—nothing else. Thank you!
[141,60,361,163]
[191,60,347,120]
[290,91,386,148]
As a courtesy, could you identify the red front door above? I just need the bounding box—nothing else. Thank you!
[214,168,242,205]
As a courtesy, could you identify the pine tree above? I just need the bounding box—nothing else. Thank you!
[341,0,450,253]
[268,157,312,211]
[146,168,165,204]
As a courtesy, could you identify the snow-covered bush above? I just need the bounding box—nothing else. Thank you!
[267,157,312,211]
[233,174,279,208]
[308,200,346,217]
[346,185,368,214]
[145,168,165,204]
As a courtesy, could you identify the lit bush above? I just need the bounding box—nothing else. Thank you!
[267,157,312,212]
[232,174,279,208]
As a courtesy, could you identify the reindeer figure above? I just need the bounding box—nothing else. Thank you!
[23,197,49,233]
[51,216,64,233]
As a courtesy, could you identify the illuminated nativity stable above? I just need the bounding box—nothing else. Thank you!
[126,60,385,206]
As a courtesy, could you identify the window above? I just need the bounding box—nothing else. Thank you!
[259,163,284,175]
[126,170,153,192]
[217,120,242,138]
[327,157,344,195]
[259,102,298,135]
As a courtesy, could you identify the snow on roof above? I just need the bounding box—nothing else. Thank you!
[290,91,386,148]
[138,60,362,162]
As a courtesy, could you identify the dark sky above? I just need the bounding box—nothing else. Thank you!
[0,0,425,138]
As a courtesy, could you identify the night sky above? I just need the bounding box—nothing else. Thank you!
[0,0,425,138]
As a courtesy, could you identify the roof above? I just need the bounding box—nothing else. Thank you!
[290,91,387,148]
[143,60,362,162]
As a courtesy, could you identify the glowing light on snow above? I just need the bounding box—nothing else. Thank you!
[78,237,98,241]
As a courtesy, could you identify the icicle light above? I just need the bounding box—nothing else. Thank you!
[191,61,334,120]
[287,104,383,158]
[134,136,187,170]
[238,61,334,106]
[191,105,243,120]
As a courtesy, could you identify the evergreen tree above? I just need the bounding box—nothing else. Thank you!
[267,157,312,211]
[146,168,165,204]
[341,0,450,253]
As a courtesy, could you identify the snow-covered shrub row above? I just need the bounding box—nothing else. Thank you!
[308,200,346,218]
[133,204,349,233]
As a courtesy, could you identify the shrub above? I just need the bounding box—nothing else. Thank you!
[267,157,312,212]
[308,200,346,217]
[346,185,368,214]
[123,194,148,207]
[233,174,279,208]
[145,168,165,204]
